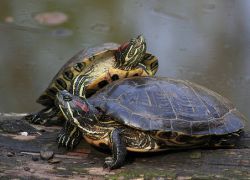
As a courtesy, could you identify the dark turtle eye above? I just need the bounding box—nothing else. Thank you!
[63,94,72,101]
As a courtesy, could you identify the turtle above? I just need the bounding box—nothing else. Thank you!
[55,76,245,169]
[26,35,158,125]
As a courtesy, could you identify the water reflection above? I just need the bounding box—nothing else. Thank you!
[0,0,249,128]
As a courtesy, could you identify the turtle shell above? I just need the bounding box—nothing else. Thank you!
[89,76,245,135]
[37,43,158,106]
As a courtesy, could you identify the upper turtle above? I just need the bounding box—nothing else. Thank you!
[38,35,158,106]
[27,35,158,125]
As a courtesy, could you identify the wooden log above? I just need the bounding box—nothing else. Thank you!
[0,113,249,179]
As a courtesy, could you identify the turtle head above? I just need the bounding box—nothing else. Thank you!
[115,35,146,70]
[56,90,97,127]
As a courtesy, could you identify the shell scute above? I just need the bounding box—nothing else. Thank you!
[63,69,74,81]
[191,121,210,135]
[208,118,228,135]
[47,87,57,97]
[120,85,176,119]
[73,62,85,72]
[163,82,210,121]
[55,78,67,90]
[172,120,192,135]
[223,110,245,132]
[190,82,233,118]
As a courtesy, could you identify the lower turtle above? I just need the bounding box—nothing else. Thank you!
[56,76,245,169]
[26,35,158,125]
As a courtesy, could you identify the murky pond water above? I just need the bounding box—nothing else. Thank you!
[0,0,249,129]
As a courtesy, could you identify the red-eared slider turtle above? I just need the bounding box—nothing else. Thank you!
[56,76,245,169]
[27,35,158,125]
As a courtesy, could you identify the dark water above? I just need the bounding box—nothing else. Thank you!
[0,0,249,129]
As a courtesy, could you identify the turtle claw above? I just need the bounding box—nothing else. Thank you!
[25,113,43,124]
[103,165,111,172]
[24,114,34,122]
[25,107,60,125]
[104,156,113,163]
[103,157,115,171]
[57,133,68,148]
[57,132,80,149]
[57,121,82,149]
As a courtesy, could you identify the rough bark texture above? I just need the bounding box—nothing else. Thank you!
[0,113,249,180]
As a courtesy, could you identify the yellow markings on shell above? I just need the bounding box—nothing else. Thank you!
[84,135,110,148]
[126,146,164,152]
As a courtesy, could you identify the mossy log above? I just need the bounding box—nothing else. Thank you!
[0,113,249,179]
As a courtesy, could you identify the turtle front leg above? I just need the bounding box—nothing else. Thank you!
[57,120,82,149]
[103,128,127,170]
[25,107,62,125]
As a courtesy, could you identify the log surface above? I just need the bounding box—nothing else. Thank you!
[0,113,249,180]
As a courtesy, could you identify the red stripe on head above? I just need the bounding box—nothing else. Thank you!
[74,100,89,112]
[118,42,129,52]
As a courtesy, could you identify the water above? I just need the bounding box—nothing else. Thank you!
[0,0,249,129]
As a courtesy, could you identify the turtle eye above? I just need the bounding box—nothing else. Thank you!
[63,94,72,101]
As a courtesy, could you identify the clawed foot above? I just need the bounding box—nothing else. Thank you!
[25,113,47,125]
[102,128,127,170]
[25,107,61,125]
[57,133,80,149]
[57,121,82,149]
[103,157,118,171]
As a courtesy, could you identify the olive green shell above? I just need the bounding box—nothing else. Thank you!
[37,43,158,106]
[89,76,245,136]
